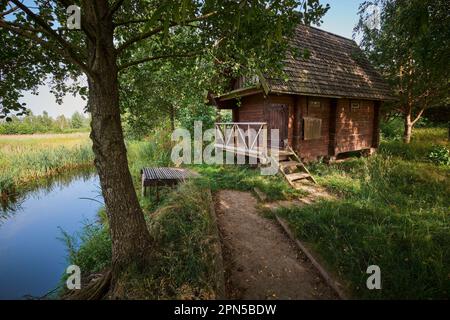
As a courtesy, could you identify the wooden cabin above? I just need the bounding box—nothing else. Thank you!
[210,25,393,162]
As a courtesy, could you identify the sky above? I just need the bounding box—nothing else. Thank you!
[20,0,364,118]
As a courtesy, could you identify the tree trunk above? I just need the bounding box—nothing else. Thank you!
[85,1,152,280]
[403,113,413,144]
[169,104,175,131]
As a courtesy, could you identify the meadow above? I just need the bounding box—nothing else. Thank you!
[0,133,94,197]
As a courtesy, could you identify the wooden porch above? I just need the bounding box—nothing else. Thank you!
[215,122,270,163]
[214,122,316,185]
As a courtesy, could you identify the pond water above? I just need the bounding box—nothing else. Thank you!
[0,171,102,300]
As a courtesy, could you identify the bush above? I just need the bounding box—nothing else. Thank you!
[126,128,173,179]
[380,117,404,141]
[428,145,450,165]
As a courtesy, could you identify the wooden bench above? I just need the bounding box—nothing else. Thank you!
[140,167,199,200]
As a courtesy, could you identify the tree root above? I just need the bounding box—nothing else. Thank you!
[64,270,112,300]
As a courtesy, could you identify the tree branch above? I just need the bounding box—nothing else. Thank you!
[118,52,200,71]
[8,0,92,77]
[55,0,96,41]
[9,2,82,52]
[55,0,72,6]
[0,19,92,77]
[0,5,18,18]
[412,108,425,125]
[11,0,75,49]
[114,18,153,28]
[116,11,217,54]
[0,19,45,33]
[108,0,126,17]
[114,18,205,29]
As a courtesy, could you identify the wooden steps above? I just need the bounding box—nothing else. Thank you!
[286,172,311,182]
[273,147,317,189]
[279,160,299,168]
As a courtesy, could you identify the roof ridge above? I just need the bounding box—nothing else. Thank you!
[297,24,357,44]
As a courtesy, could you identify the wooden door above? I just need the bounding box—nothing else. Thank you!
[266,104,288,148]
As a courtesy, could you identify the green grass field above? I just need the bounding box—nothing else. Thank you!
[0,133,93,196]
[277,128,450,299]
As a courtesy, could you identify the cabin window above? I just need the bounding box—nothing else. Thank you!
[351,101,361,110]
[303,117,322,140]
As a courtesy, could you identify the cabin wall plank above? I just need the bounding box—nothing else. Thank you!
[295,96,330,160]
[335,99,375,154]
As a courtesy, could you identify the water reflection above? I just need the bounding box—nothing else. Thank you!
[0,170,98,221]
[0,170,102,300]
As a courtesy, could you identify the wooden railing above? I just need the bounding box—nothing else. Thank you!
[215,122,268,160]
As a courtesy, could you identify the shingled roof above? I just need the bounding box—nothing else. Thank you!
[267,24,393,100]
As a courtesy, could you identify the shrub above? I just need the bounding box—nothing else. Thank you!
[380,117,404,141]
[126,128,173,180]
[428,145,450,165]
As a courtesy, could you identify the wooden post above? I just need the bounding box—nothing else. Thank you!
[141,173,146,197]
[263,123,268,157]
[293,96,300,152]
[232,108,239,122]
[328,99,338,157]
[372,101,381,149]
[288,103,295,148]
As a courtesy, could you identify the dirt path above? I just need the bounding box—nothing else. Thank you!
[215,190,338,300]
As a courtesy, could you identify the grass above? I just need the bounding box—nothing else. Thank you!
[0,132,91,150]
[194,164,306,201]
[127,181,223,299]
[63,180,223,299]
[277,128,450,299]
[0,133,93,196]
[126,131,173,178]
[379,127,449,162]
